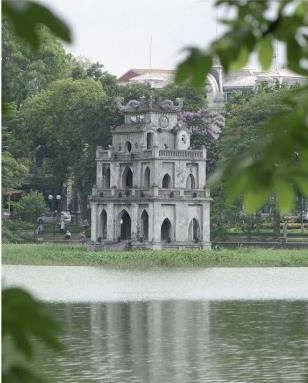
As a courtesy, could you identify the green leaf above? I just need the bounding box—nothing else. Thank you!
[293,176,308,197]
[230,46,249,71]
[275,180,294,213]
[258,38,273,70]
[3,1,72,50]
[243,190,269,213]
[175,48,212,87]
[295,0,308,17]
[3,365,45,383]
[2,287,62,360]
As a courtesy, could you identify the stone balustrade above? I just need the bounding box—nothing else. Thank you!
[91,187,209,200]
[96,149,110,159]
[159,149,204,159]
[96,148,205,160]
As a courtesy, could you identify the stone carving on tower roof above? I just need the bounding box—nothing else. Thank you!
[158,98,183,112]
[116,96,183,113]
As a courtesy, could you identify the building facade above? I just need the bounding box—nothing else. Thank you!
[118,67,306,111]
[90,97,211,249]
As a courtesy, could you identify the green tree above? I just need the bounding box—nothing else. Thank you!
[217,86,293,234]
[2,151,28,192]
[2,19,71,108]
[20,78,120,217]
[220,86,291,167]
[12,191,46,223]
[176,0,308,212]
[158,81,207,111]
[21,78,107,182]
[117,82,152,101]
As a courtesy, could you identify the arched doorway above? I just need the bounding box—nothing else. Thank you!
[119,210,131,240]
[186,174,195,189]
[162,174,171,189]
[140,210,149,240]
[144,167,150,188]
[122,166,133,188]
[125,141,132,152]
[188,218,200,242]
[161,218,172,241]
[101,209,107,240]
[147,132,154,149]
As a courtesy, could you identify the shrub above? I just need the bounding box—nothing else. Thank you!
[2,220,34,243]
[12,191,47,223]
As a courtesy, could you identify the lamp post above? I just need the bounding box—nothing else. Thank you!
[48,194,61,237]
[120,218,123,241]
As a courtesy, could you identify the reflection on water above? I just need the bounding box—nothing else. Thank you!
[3,266,308,301]
[33,301,308,383]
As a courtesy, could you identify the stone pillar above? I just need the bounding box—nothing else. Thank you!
[199,160,206,189]
[131,203,138,240]
[107,203,114,241]
[174,161,183,189]
[110,162,119,188]
[202,201,211,247]
[97,162,103,188]
[153,184,159,197]
[135,161,141,188]
[90,202,98,241]
[152,201,162,249]
[175,203,186,242]
[148,202,154,242]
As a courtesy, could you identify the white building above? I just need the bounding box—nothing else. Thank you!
[118,67,306,111]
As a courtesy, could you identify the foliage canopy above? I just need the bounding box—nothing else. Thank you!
[176,0,308,212]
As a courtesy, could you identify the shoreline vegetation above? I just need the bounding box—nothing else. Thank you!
[2,244,308,268]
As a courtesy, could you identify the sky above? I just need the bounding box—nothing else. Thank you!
[40,0,227,77]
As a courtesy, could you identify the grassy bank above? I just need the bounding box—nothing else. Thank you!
[2,244,308,267]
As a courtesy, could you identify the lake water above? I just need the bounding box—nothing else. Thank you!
[3,266,308,382]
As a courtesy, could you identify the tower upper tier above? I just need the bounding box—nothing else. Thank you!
[112,96,191,151]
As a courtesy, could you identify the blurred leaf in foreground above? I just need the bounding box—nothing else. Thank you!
[210,86,308,213]
[176,0,308,212]
[2,287,63,382]
[2,0,71,50]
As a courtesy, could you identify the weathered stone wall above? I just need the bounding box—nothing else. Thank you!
[91,199,211,248]
[90,98,211,249]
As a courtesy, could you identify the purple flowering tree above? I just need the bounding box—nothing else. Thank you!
[177,109,224,174]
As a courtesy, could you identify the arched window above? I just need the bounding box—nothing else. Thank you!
[125,141,132,152]
[188,218,200,242]
[106,167,111,188]
[144,167,151,188]
[140,210,149,240]
[161,218,172,242]
[119,210,131,240]
[162,174,171,189]
[122,166,133,188]
[147,132,154,149]
[101,209,107,240]
[102,166,110,188]
[186,174,196,189]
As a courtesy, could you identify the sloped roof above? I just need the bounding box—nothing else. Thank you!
[118,69,175,83]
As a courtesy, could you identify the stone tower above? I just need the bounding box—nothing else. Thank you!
[90,96,211,249]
